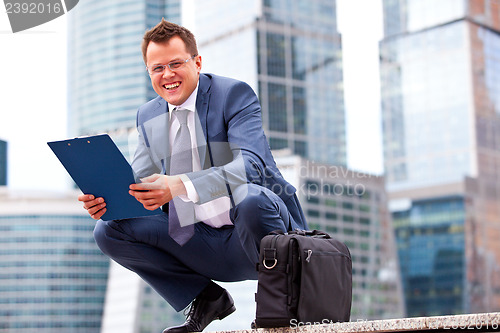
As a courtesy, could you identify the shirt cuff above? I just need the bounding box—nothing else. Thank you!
[179,174,200,203]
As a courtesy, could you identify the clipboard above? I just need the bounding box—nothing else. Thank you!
[48,134,162,220]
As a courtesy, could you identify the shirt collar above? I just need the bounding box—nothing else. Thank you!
[168,81,199,116]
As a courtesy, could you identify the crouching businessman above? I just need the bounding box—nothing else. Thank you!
[79,19,307,333]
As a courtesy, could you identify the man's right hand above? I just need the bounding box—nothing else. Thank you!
[78,194,107,220]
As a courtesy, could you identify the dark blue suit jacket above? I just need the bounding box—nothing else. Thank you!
[131,73,307,231]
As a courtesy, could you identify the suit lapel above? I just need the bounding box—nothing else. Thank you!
[195,74,211,168]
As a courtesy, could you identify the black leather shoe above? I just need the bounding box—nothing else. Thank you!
[163,289,236,333]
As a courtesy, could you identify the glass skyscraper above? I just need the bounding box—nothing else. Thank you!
[380,0,500,316]
[392,196,466,316]
[0,190,110,332]
[194,0,346,166]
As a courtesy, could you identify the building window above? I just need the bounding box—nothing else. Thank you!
[359,204,370,212]
[307,196,320,204]
[325,225,338,233]
[343,215,354,223]
[268,83,288,132]
[360,217,371,225]
[342,202,354,210]
[293,87,306,134]
[325,199,337,207]
[294,140,307,157]
[307,210,320,217]
[269,137,288,150]
[266,33,286,77]
[326,212,337,220]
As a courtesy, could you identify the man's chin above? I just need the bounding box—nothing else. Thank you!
[160,95,176,104]
[163,95,186,106]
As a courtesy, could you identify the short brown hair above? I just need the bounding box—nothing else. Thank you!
[141,18,198,64]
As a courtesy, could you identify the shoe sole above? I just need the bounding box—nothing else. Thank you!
[216,304,236,320]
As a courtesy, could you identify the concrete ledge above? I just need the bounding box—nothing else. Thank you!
[209,312,500,333]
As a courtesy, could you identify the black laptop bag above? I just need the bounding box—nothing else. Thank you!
[254,229,352,328]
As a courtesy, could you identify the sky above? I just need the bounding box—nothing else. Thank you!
[0,11,68,191]
[337,0,384,175]
[0,0,384,192]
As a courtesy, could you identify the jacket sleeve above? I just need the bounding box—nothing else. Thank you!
[186,80,295,205]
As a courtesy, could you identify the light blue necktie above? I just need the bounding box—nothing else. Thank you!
[168,108,195,246]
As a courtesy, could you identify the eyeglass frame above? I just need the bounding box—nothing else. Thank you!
[146,55,198,75]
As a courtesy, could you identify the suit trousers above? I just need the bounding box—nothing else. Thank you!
[93,184,292,311]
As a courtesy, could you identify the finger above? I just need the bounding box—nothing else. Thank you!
[88,202,106,216]
[140,198,159,207]
[130,192,164,210]
[78,194,95,202]
[129,175,160,190]
[129,189,148,199]
[132,196,160,209]
[144,204,160,211]
[83,197,105,210]
[129,183,149,191]
[130,189,164,200]
[90,208,106,220]
[142,201,161,210]
[141,174,161,183]
[136,189,172,204]
[130,181,163,191]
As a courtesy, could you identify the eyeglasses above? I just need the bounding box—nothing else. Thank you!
[146,55,197,75]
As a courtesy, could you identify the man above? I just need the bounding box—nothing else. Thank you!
[79,19,307,333]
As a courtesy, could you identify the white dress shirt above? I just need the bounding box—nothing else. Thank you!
[168,83,233,228]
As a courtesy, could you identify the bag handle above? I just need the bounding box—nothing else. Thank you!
[268,229,331,239]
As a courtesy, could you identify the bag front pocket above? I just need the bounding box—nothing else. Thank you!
[298,249,352,323]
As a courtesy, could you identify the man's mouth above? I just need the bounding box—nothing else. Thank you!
[164,82,180,90]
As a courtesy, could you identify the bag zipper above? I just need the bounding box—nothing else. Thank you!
[304,250,351,263]
[305,249,313,263]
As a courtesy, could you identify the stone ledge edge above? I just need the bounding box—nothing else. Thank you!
[208,312,500,333]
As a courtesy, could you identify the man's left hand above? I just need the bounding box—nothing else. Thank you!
[129,174,187,210]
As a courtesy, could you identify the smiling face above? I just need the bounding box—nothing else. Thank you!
[146,36,202,106]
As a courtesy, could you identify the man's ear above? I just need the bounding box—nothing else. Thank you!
[195,55,202,72]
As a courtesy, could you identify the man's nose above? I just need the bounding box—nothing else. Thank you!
[162,67,175,78]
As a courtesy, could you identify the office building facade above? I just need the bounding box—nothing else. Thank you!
[0,139,6,186]
[194,0,346,166]
[392,195,466,316]
[380,0,500,316]
[0,189,110,332]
